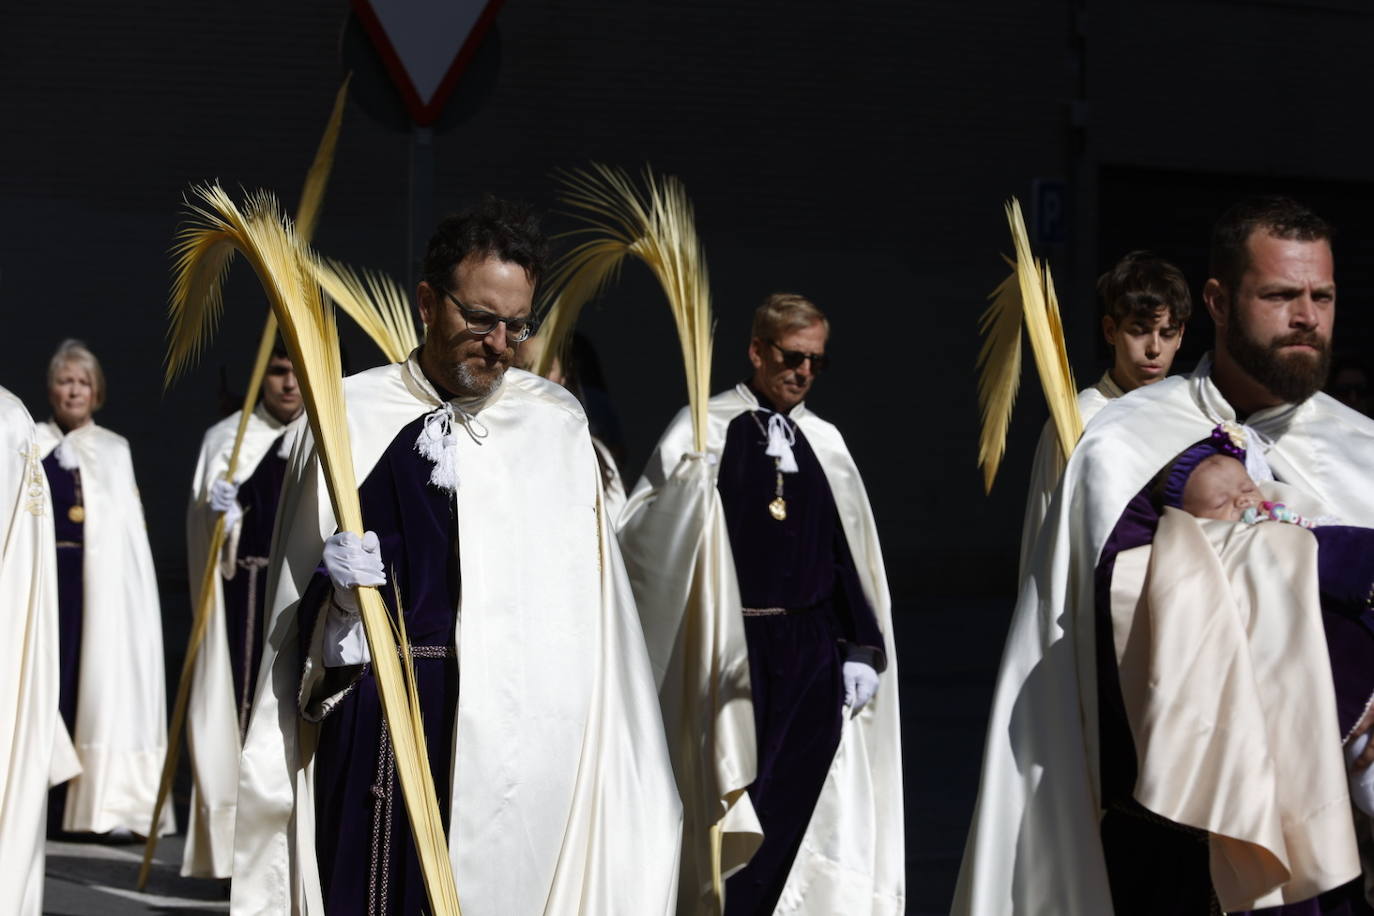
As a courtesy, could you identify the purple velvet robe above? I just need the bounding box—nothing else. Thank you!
[1095,491,1374,915]
[298,413,459,916]
[222,434,287,734]
[719,385,886,916]
[43,452,83,834]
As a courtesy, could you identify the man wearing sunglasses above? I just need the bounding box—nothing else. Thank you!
[233,197,680,915]
[622,292,903,915]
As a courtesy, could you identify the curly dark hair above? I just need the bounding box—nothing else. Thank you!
[1209,196,1333,293]
[1096,250,1192,327]
[422,195,549,293]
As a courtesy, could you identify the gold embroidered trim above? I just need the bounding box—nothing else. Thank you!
[21,443,46,517]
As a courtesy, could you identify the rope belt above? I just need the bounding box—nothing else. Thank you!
[742,607,790,617]
[398,644,456,659]
[236,555,271,736]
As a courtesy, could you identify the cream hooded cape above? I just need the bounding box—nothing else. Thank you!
[618,442,762,915]
[0,388,79,914]
[625,384,904,916]
[183,403,299,878]
[953,354,1374,915]
[35,420,173,837]
[1017,371,1124,580]
[231,356,682,915]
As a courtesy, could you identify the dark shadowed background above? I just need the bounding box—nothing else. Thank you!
[5,2,1374,910]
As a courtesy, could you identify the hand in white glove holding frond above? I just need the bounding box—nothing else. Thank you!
[209,477,242,530]
[321,531,386,667]
[843,661,880,716]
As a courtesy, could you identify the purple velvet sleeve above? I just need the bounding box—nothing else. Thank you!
[1313,526,1374,737]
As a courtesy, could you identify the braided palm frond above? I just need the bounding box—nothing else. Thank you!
[162,185,460,913]
[1005,199,1082,460]
[975,257,1024,493]
[540,163,714,449]
[314,257,419,364]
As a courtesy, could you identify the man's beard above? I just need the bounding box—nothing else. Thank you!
[1225,309,1331,405]
[451,358,507,397]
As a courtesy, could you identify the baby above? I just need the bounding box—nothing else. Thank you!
[1154,423,1315,527]
[1152,424,1374,811]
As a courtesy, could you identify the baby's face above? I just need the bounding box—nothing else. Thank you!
[1181,454,1262,521]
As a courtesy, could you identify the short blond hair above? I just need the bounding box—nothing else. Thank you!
[47,339,106,410]
[751,292,829,341]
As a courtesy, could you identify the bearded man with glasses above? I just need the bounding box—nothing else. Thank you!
[232,196,681,915]
[621,292,904,915]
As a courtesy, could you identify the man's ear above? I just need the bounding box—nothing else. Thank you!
[1202,279,1228,329]
[748,337,764,371]
[1101,315,1118,348]
[416,281,437,329]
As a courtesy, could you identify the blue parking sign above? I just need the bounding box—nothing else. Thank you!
[1032,178,1068,245]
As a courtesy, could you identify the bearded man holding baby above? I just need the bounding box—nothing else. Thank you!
[955,197,1374,915]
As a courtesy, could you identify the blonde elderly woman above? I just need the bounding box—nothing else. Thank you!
[37,339,173,838]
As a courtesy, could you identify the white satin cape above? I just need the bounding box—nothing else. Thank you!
[953,353,1374,915]
[618,446,763,914]
[625,384,905,916]
[231,357,682,915]
[0,388,79,914]
[1110,504,1359,911]
[183,403,298,878]
[1016,371,1123,580]
[36,420,174,836]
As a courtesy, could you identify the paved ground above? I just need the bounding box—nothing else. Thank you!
[42,593,1012,914]
[43,833,227,915]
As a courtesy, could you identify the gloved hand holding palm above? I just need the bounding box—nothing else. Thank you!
[209,477,242,530]
[322,530,386,614]
[320,531,386,667]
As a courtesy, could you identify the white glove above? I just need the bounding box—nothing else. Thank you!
[209,478,242,530]
[843,661,880,715]
[321,531,385,667]
[322,531,386,614]
[1347,732,1374,816]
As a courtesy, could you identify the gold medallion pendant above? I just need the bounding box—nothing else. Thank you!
[67,505,85,524]
[768,497,787,521]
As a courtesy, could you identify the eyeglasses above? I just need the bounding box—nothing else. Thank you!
[769,340,829,372]
[443,290,538,342]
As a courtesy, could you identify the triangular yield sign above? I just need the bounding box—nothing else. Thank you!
[353,0,505,126]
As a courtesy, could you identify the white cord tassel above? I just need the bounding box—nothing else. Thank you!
[54,437,79,470]
[414,401,489,494]
[765,412,798,473]
[416,403,460,493]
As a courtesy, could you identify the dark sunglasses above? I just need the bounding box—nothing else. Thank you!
[769,340,829,372]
